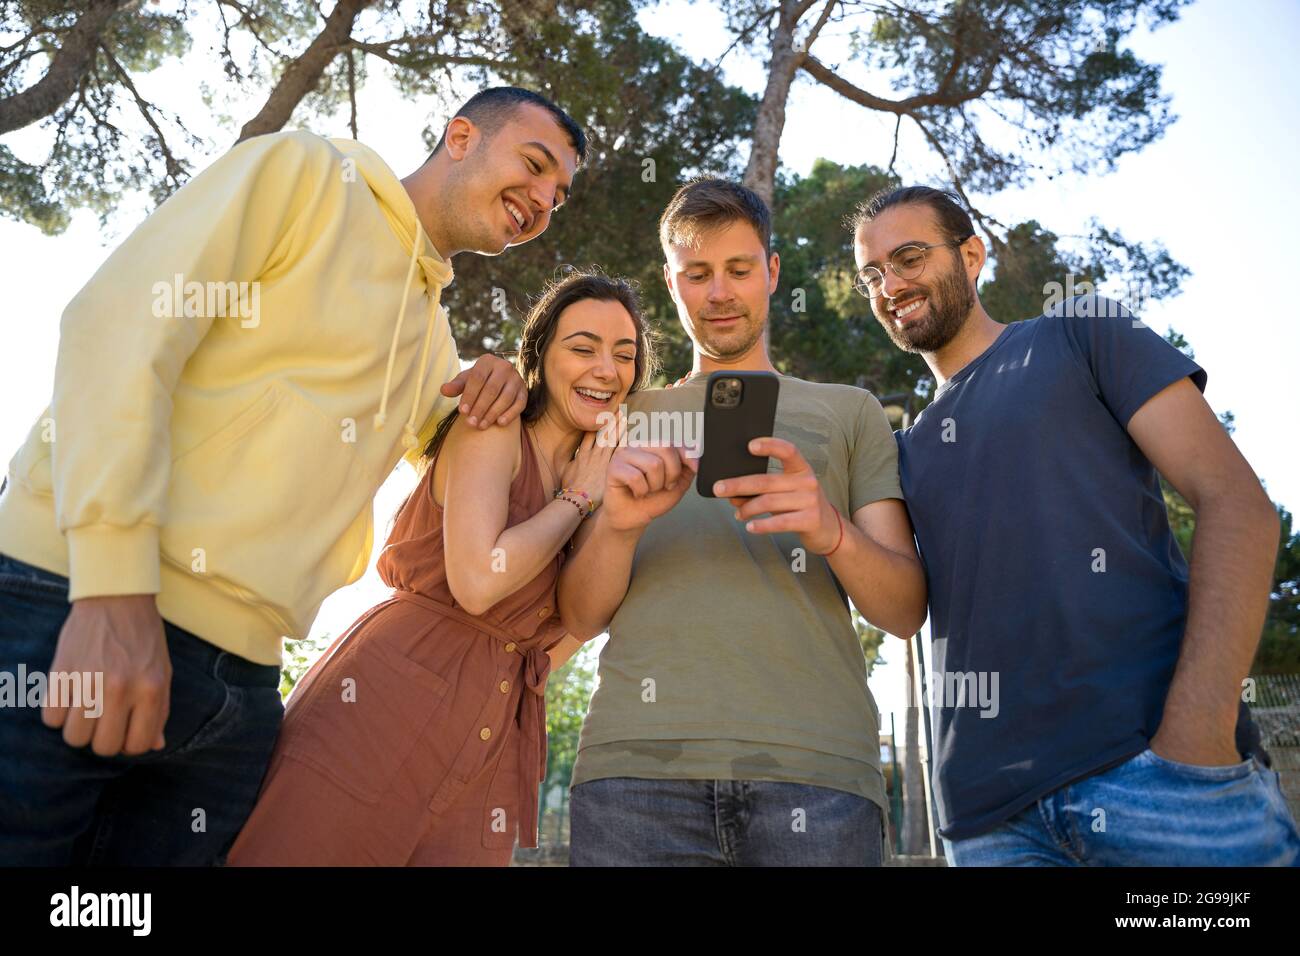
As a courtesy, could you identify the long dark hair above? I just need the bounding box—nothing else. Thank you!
[421,269,656,469]
[413,268,657,494]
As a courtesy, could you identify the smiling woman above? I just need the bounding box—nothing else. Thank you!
[419,269,656,468]
[226,268,659,866]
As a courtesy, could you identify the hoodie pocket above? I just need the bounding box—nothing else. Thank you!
[160,380,372,637]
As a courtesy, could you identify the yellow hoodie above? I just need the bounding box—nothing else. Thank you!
[0,130,461,665]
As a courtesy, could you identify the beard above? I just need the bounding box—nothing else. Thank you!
[874,255,975,354]
[689,304,764,361]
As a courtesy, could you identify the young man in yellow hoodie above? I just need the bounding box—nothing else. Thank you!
[0,86,585,865]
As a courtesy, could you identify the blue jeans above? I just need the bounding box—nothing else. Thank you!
[569,777,883,866]
[0,553,283,866]
[943,747,1300,866]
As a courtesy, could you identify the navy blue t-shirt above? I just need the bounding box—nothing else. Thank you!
[896,294,1258,841]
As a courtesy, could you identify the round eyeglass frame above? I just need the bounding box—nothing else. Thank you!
[854,237,973,299]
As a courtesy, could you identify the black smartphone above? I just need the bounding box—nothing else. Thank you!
[696,371,780,498]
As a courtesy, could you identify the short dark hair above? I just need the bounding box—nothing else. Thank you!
[848,185,975,245]
[659,177,772,257]
[431,86,587,166]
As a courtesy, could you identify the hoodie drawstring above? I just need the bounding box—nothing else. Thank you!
[373,217,453,449]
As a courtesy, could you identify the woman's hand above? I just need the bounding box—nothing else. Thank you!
[560,430,617,508]
[601,443,698,532]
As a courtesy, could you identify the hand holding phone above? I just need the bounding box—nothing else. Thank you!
[719,436,843,555]
[602,443,698,532]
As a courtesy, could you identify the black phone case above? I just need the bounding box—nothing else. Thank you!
[697,371,780,497]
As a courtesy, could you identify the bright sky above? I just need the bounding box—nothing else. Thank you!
[1,0,1295,747]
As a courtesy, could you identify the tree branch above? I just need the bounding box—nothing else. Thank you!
[704,5,778,76]
[99,41,186,186]
[236,0,376,143]
[350,40,513,71]
[887,112,901,176]
[214,0,283,67]
[796,0,838,58]
[0,0,131,135]
[800,52,994,113]
[910,113,1006,251]
[743,0,825,207]
[346,48,358,138]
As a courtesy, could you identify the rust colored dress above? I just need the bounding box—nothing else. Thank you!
[228,424,565,866]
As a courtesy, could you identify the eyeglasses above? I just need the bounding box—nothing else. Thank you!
[854,238,972,299]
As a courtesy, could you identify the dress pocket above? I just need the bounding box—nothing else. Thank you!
[279,633,452,805]
[481,746,522,851]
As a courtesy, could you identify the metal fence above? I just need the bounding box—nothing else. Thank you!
[1249,673,1300,821]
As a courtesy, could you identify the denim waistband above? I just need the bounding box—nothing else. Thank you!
[0,551,280,687]
[0,551,67,587]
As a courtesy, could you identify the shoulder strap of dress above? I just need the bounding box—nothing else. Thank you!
[517,422,543,494]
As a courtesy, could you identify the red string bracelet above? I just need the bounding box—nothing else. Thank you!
[817,507,845,557]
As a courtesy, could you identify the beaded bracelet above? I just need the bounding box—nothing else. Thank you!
[555,493,586,519]
[554,487,596,519]
[568,488,595,512]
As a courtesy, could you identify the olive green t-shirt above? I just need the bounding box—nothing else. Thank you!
[571,372,903,812]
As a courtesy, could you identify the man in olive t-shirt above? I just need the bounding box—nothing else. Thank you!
[557,179,927,866]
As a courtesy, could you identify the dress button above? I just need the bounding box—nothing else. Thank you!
[499,680,510,693]
[504,642,517,653]
[479,727,492,741]
[537,606,551,618]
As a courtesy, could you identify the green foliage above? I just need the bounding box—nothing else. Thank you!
[543,640,599,790]
[1153,329,1296,673]
[978,221,1076,324]
[756,159,1186,395]
[979,219,1189,326]
[926,1,1192,311]
[279,631,333,700]
[0,143,68,233]
[767,159,926,391]
[841,0,1192,193]
[1163,478,1196,560]
[0,0,198,233]
[1163,328,1193,359]
[1258,505,1300,674]
[854,608,888,678]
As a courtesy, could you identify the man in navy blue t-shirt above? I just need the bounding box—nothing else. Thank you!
[849,185,1299,866]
